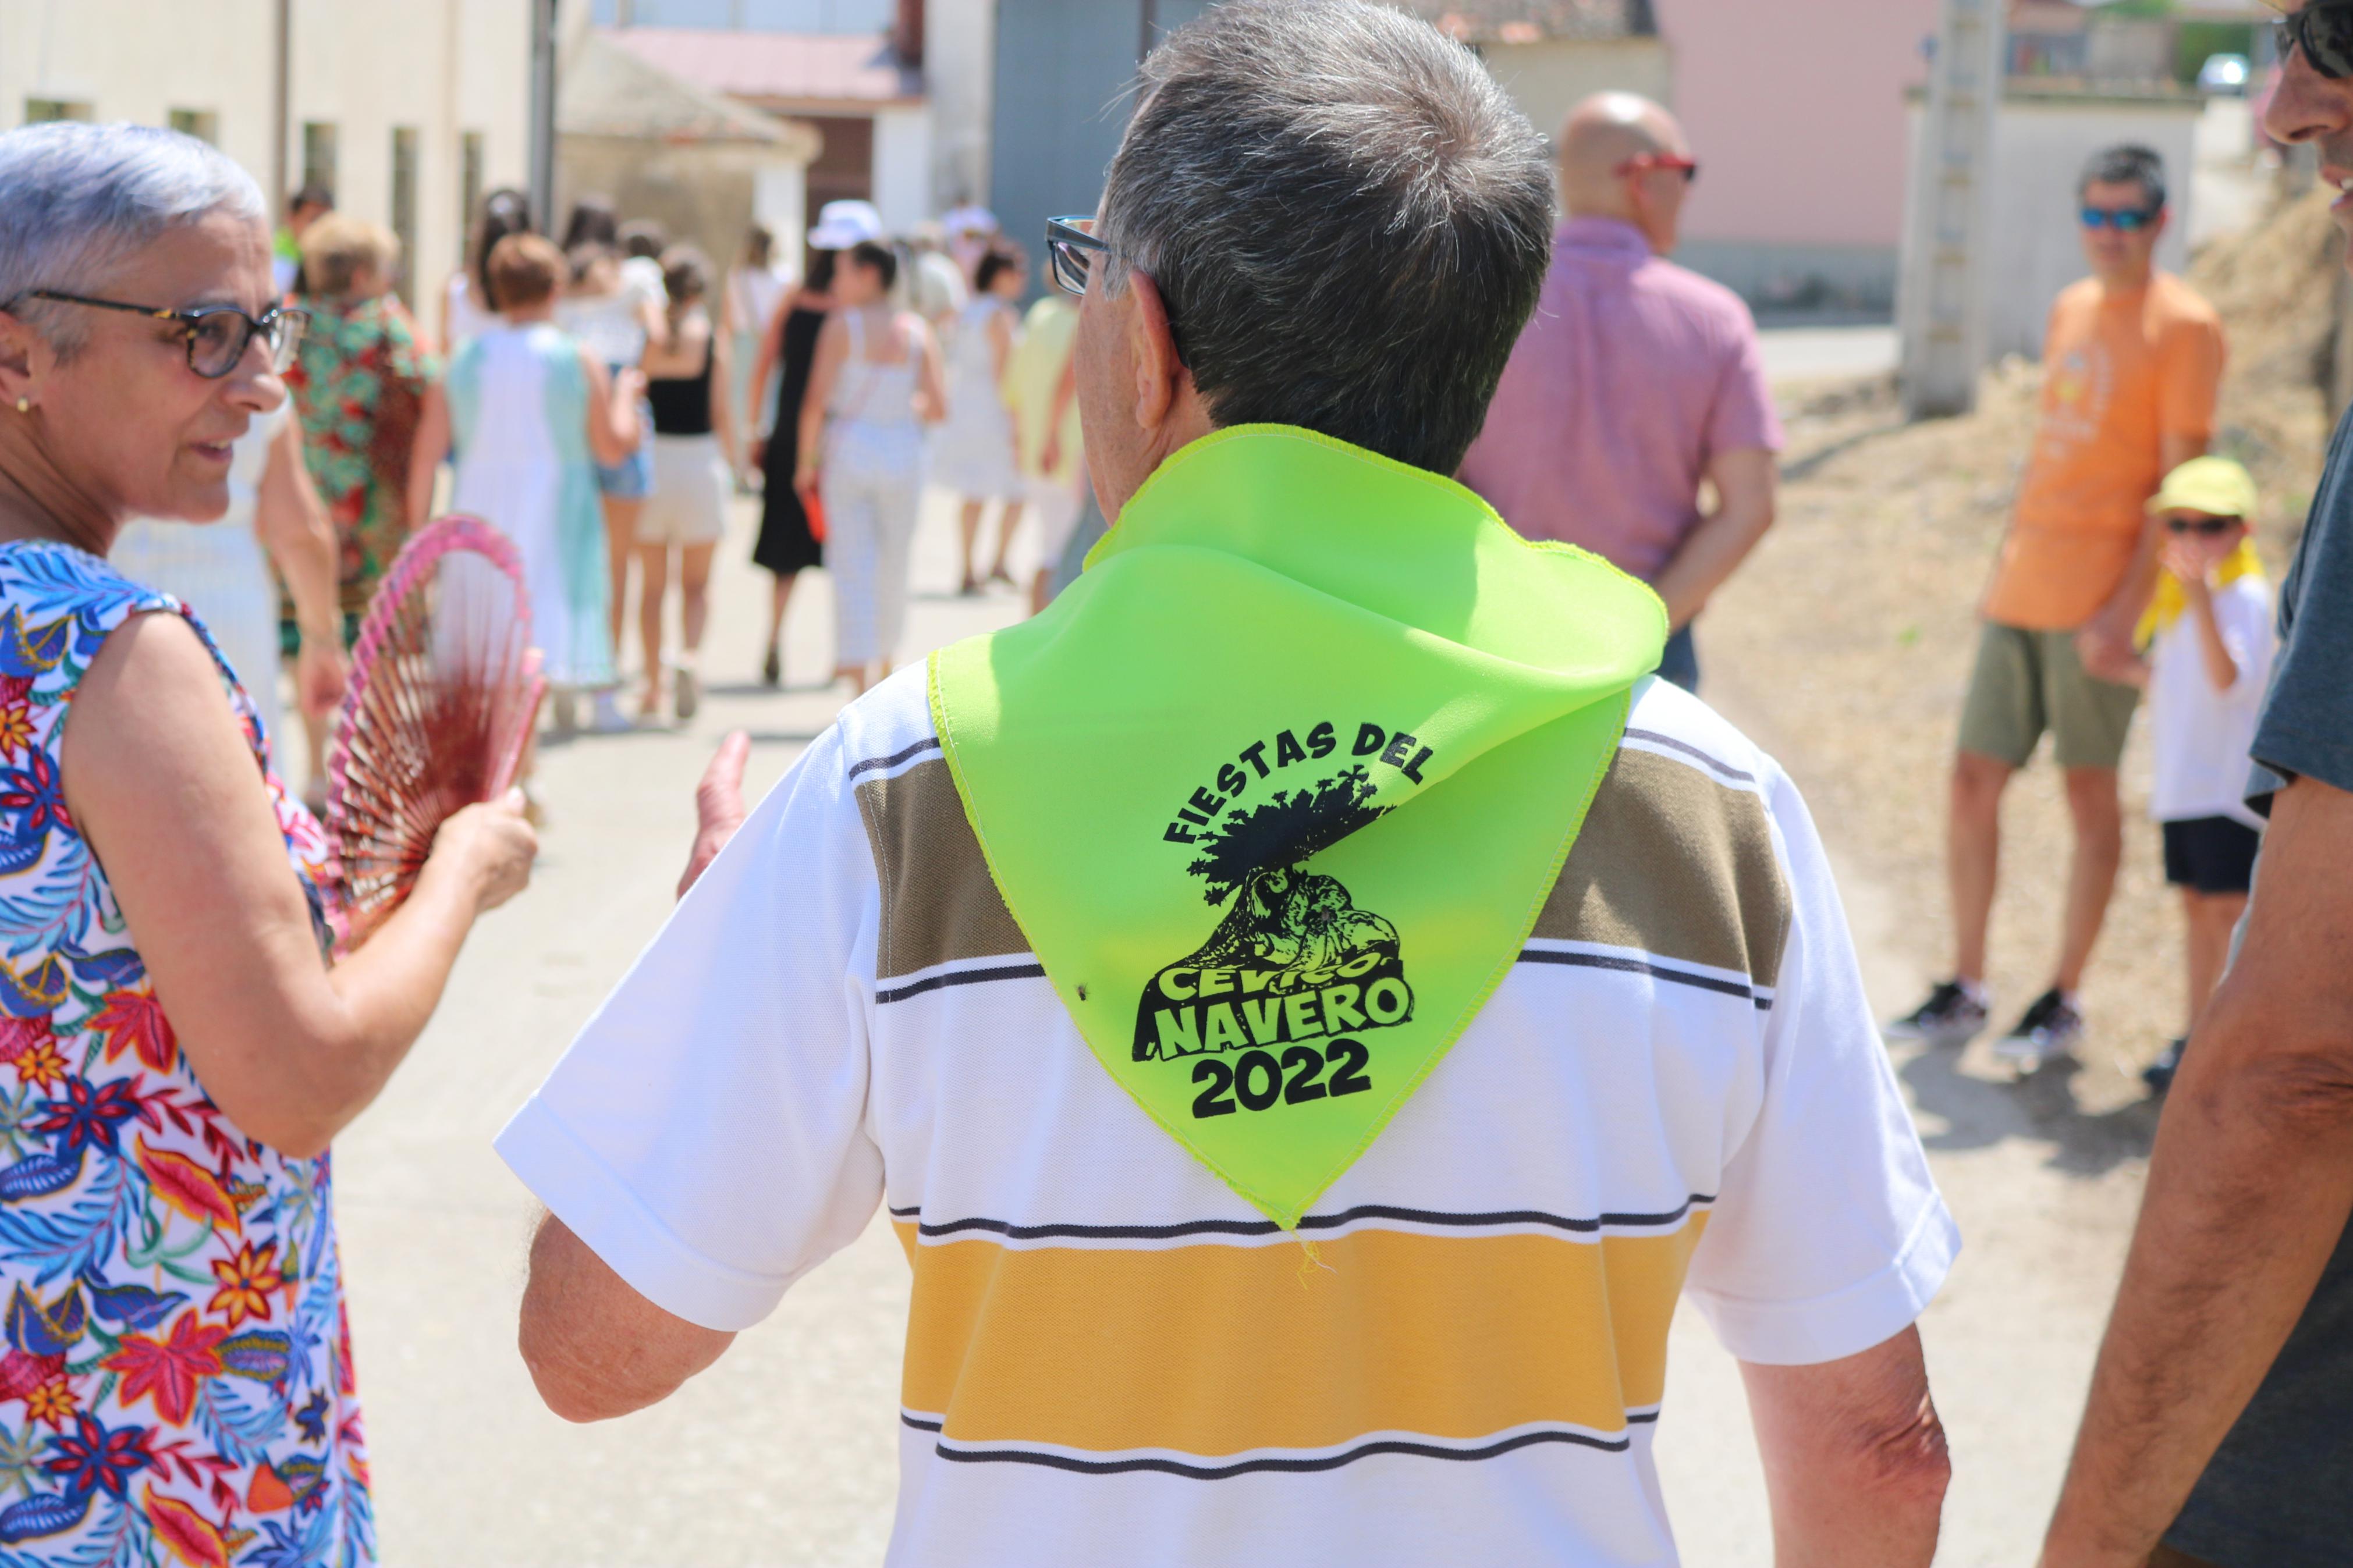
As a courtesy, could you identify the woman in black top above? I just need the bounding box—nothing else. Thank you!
[636,246,736,723]
[748,248,836,687]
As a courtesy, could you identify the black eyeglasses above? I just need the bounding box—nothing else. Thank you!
[3,290,307,379]
[2278,2,2353,80]
[2166,517,2241,535]
[1046,216,1110,297]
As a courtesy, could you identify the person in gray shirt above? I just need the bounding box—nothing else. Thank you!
[2040,12,2353,1563]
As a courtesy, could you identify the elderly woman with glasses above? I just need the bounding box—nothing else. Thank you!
[0,122,535,1562]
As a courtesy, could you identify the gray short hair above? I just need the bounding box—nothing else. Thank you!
[1101,0,1553,475]
[0,122,267,357]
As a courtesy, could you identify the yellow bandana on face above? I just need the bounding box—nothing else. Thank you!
[927,426,1666,1227]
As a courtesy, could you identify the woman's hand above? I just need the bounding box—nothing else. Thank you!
[294,635,348,721]
[425,790,538,915]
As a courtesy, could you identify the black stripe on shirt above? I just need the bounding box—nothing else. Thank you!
[919,1421,1636,1478]
[1516,946,1774,1010]
[875,962,1049,1005]
[891,1196,1717,1245]
[847,735,944,780]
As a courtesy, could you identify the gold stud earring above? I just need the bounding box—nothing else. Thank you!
[10,399,25,415]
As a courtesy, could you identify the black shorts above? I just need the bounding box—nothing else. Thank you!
[2162,816,2261,895]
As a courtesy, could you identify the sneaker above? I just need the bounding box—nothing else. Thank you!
[1992,989,2085,1066]
[1884,979,1990,1048]
[2142,1036,2186,1094]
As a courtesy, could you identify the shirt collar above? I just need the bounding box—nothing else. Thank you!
[1557,216,1655,262]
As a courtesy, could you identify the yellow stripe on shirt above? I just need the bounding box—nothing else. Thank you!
[895,1217,1708,1459]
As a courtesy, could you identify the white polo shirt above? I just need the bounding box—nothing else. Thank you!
[498,669,1957,1567]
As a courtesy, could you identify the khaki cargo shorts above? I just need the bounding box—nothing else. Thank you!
[1958,621,2141,771]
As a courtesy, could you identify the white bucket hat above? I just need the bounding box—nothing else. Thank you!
[808,199,883,250]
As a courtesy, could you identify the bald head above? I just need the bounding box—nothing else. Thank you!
[1557,93,1690,251]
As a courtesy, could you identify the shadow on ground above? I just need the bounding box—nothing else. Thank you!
[1899,1043,2162,1178]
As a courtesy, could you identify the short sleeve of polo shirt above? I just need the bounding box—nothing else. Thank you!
[1705,303,1784,459]
[2251,409,2353,804]
[496,726,885,1332]
[1681,762,1959,1366]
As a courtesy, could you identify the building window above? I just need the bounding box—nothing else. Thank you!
[300,122,338,200]
[460,130,486,263]
[166,108,218,144]
[24,99,93,124]
[390,126,420,306]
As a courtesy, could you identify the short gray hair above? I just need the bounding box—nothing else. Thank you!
[0,122,266,357]
[1101,0,1553,475]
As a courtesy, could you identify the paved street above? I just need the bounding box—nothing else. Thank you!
[333,485,2142,1565]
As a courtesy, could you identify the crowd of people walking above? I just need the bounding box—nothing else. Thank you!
[111,169,1078,754]
[3,0,2351,1561]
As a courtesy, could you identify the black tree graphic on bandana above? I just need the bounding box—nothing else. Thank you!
[1133,766,1411,1061]
[1186,767,1386,905]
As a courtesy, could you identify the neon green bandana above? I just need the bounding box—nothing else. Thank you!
[930,426,1665,1227]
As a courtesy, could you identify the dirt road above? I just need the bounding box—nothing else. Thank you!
[334,466,2146,1564]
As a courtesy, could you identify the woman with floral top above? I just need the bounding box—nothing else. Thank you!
[286,215,441,794]
[0,122,535,1565]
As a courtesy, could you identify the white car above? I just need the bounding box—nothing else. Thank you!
[2199,52,2252,95]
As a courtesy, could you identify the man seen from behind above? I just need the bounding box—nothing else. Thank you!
[1456,91,1781,696]
[499,6,1956,1563]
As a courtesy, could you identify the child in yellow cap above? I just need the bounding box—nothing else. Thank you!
[2138,456,2275,1091]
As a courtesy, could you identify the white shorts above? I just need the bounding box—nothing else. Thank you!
[637,434,730,547]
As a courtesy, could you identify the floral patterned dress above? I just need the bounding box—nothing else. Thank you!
[285,295,441,623]
[0,543,370,1567]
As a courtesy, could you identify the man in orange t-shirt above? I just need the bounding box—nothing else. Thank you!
[1889,143,2224,1066]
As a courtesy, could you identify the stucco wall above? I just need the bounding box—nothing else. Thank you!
[925,0,995,212]
[559,135,810,299]
[2,0,533,339]
[871,103,934,234]
[1475,37,1671,150]
[1655,0,1942,251]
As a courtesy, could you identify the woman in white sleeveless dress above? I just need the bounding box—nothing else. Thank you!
[112,404,346,761]
[794,240,946,694]
[932,248,1029,595]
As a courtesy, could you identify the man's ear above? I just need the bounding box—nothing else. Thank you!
[1123,269,1183,435]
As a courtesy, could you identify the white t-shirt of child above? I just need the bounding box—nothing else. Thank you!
[2150,574,2276,829]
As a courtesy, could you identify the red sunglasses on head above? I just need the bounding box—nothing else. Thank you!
[1616,152,1699,186]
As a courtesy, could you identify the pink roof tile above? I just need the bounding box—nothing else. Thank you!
[603,27,921,107]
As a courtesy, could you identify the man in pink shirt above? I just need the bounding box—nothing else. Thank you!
[1457,92,1782,692]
